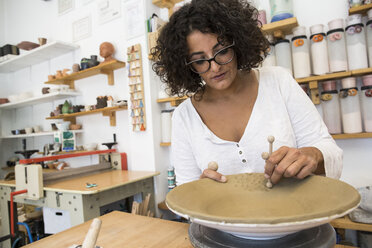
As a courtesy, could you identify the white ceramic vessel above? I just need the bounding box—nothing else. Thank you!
[345,14,368,70]
[275,39,293,75]
[339,88,363,133]
[321,91,342,134]
[291,26,311,78]
[327,19,348,72]
[310,24,329,75]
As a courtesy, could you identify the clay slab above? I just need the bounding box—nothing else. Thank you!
[166,173,360,238]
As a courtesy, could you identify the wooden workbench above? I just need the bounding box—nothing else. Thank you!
[24,211,192,248]
[0,170,159,248]
[22,211,360,248]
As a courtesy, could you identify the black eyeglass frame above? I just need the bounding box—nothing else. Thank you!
[185,41,235,74]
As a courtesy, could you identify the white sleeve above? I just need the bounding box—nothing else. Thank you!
[278,69,343,179]
[171,107,202,185]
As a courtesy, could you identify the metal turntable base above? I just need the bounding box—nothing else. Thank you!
[189,223,336,248]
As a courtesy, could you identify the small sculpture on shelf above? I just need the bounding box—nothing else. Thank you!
[96,96,108,109]
[99,42,115,64]
[56,70,63,79]
[72,63,80,73]
[62,69,70,76]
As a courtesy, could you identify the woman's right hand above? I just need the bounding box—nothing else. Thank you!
[200,161,227,183]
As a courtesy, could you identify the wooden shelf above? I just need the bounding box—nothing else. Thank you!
[44,60,126,89]
[19,149,116,164]
[160,142,171,147]
[0,41,79,73]
[1,130,83,139]
[331,215,372,232]
[296,71,351,84]
[261,17,298,35]
[349,67,372,77]
[0,91,80,110]
[157,96,188,106]
[349,3,372,15]
[296,67,372,84]
[46,105,128,126]
[332,133,372,140]
[152,0,183,16]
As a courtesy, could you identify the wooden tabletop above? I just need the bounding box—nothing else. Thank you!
[24,211,192,248]
[0,170,159,194]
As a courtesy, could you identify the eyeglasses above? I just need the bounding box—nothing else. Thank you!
[185,41,235,74]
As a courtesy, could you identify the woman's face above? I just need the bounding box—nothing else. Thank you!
[186,31,238,91]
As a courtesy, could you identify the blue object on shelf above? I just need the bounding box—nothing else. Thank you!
[271,12,293,22]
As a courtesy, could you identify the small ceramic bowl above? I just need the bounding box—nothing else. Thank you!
[25,127,33,134]
[56,121,71,131]
[18,92,33,101]
[69,124,82,130]
[8,94,19,102]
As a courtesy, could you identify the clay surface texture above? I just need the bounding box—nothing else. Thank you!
[166,173,360,224]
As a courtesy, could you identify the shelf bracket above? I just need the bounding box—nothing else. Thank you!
[62,116,76,124]
[63,80,75,90]
[102,110,116,126]
[309,81,320,105]
[100,69,114,86]
[170,99,185,107]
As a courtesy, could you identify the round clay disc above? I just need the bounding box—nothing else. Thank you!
[166,173,360,224]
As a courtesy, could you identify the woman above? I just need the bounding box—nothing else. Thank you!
[151,0,342,185]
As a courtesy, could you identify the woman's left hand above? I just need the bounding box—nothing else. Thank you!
[264,146,324,184]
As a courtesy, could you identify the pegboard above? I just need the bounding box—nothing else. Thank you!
[127,44,146,131]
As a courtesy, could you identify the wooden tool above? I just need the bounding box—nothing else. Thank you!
[82,218,102,248]
[208,161,218,171]
[262,135,275,188]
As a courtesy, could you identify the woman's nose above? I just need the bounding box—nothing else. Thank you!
[210,60,221,72]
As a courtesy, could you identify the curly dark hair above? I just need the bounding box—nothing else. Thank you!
[151,0,269,97]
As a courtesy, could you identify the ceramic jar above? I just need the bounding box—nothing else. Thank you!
[339,87,363,133]
[341,77,357,88]
[262,35,277,67]
[361,85,372,132]
[362,74,372,86]
[322,80,337,91]
[291,26,311,78]
[161,109,174,143]
[366,10,372,67]
[345,14,368,70]
[275,39,292,75]
[321,90,342,134]
[327,19,348,72]
[310,24,330,75]
[269,0,293,22]
[258,10,267,25]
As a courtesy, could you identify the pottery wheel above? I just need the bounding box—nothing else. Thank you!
[189,223,336,248]
[166,173,360,238]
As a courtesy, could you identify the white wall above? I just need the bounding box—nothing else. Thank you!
[0,0,171,215]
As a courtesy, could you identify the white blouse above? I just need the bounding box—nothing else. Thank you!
[171,66,343,185]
